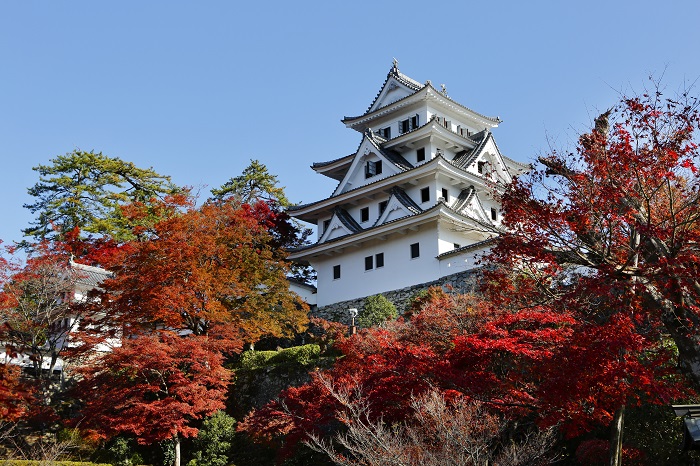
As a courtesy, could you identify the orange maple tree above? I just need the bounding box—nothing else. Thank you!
[97,199,309,353]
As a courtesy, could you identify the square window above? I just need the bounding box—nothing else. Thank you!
[421,187,430,203]
[491,207,498,221]
[375,252,384,268]
[365,256,373,271]
[411,114,419,129]
[410,243,420,259]
[379,127,391,139]
[360,207,369,223]
[416,147,426,163]
[478,161,486,174]
[454,243,461,249]
[441,188,448,201]
[333,264,341,280]
[378,200,388,215]
[365,160,383,178]
[400,119,410,134]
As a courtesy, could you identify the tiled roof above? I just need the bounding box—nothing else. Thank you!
[451,130,490,169]
[70,260,111,288]
[452,186,476,213]
[436,238,497,259]
[311,153,355,169]
[289,153,478,214]
[391,187,422,214]
[290,203,445,254]
[334,207,362,233]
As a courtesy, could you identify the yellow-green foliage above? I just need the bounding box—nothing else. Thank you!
[0,462,112,466]
[239,344,320,370]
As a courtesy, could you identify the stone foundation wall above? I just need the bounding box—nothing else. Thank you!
[314,268,481,324]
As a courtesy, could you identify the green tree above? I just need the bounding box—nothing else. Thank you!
[211,159,290,207]
[357,294,397,328]
[187,411,236,466]
[211,160,314,284]
[24,150,182,243]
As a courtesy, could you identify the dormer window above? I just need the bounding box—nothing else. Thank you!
[365,160,383,178]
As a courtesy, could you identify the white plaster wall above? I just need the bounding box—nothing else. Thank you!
[311,229,441,306]
[437,245,491,275]
[289,282,317,306]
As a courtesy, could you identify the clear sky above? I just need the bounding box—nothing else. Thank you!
[1,1,699,247]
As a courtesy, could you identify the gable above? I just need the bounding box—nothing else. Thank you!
[332,136,401,196]
[460,133,515,184]
[319,209,358,243]
[368,77,416,113]
[375,188,422,226]
[453,187,491,224]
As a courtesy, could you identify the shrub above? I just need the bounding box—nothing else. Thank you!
[187,411,236,466]
[239,344,321,370]
[357,294,397,327]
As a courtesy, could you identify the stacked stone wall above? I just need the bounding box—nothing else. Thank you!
[314,268,481,324]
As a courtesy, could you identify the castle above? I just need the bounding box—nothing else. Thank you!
[288,61,528,316]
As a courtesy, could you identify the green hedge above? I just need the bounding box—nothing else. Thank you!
[0,462,112,466]
[239,344,320,370]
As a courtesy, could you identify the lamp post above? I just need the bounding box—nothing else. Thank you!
[348,308,358,335]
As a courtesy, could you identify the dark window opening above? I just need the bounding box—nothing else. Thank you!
[421,187,430,203]
[410,243,420,259]
[416,147,426,163]
[491,207,498,221]
[478,161,486,174]
[454,243,461,249]
[375,252,384,268]
[323,219,331,232]
[333,265,341,280]
[379,200,388,215]
[365,256,373,271]
[365,160,383,178]
[441,188,448,201]
[379,127,391,139]
[411,114,419,129]
[400,119,410,134]
[360,207,369,223]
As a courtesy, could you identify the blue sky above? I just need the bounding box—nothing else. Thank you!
[1,1,699,247]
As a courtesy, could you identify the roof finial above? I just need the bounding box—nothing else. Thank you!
[392,57,399,72]
[440,84,448,97]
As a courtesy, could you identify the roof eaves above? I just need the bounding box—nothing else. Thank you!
[425,84,502,124]
[436,238,497,259]
[289,204,445,255]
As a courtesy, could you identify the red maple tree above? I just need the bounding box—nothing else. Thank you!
[240,289,683,459]
[484,86,700,389]
[75,332,229,466]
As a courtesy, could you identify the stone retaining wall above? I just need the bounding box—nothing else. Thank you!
[314,268,481,324]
